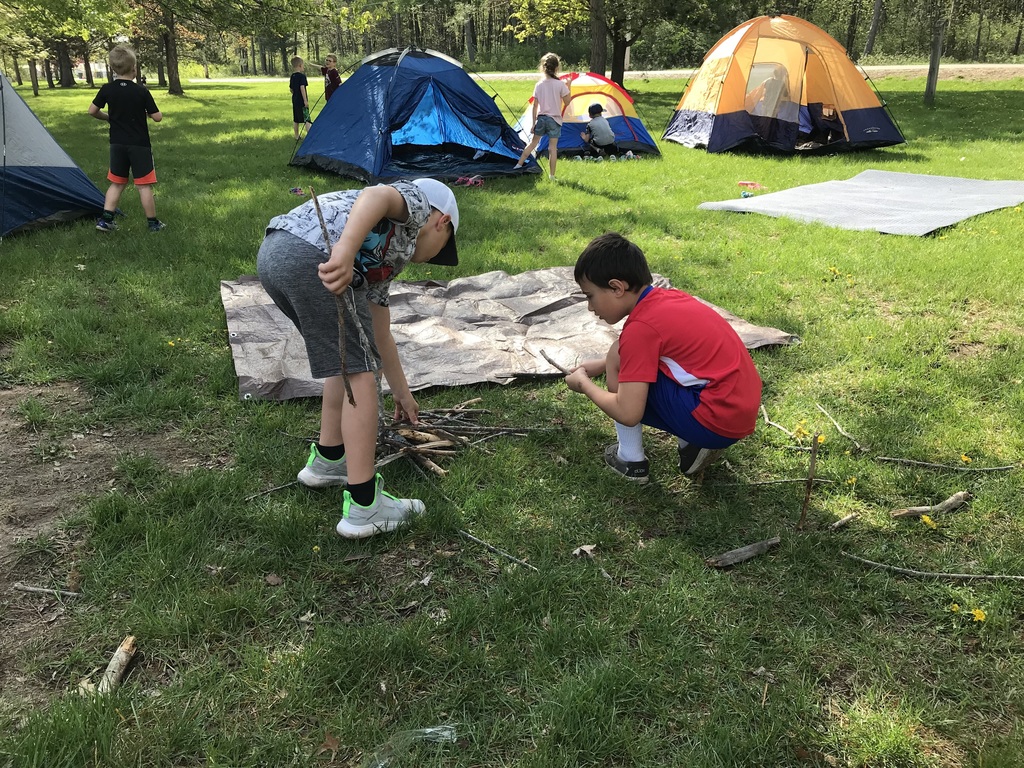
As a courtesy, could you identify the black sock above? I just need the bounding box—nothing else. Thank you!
[102,210,115,222]
[347,478,376,507]
[147,216,160,224]
[316,442,345,461]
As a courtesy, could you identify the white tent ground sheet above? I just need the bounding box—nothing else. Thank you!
[699,170,1024,236]
[221,266,799,401]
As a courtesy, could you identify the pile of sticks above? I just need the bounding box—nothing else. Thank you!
[376,398,534,476]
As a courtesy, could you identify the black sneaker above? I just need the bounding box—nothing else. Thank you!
[96,218,117,232]
[148,219,166,232]
[678,442,724,476]
[603,444,649,483]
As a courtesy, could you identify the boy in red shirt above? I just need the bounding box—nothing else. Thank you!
[565,233,762,482]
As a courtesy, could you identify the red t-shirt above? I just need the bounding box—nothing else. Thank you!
[618,286,762,439]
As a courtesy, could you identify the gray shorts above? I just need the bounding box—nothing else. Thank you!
[535,114,562,139]
[256,229,380,379]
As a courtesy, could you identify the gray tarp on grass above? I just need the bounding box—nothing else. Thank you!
[221,266,799,401]
[699,170,1024,236]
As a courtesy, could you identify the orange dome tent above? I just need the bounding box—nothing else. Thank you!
[663,15,904,153]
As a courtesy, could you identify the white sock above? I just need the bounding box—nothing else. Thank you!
[614,421,644,462]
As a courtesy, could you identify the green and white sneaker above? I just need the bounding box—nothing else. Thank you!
[336,474,425,539]
[297,444,348,488]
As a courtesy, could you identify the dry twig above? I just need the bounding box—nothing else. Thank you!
[760,404,795,438]
[540,349,573,376]
[706,537,781,568]
[458,530,539,572]
[875,457,1016,473]
[13,582,80,598]
[98,635,137,695]
[815,402,864,452]
[797,434,821,531]
[841,552,1024,582]
[828,513,859,531]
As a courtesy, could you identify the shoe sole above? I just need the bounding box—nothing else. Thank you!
[336,519,406,538]
[605,463,649,483]
[297,469,347,488]
[682,448,725,476]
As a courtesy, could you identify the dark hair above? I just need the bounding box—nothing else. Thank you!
[588,103,603,117]
[540,52,560,78]
[574,232,652,291]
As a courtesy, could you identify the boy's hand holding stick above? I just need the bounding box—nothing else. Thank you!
[309,186,356,407]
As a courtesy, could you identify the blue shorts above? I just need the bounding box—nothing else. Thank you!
[534,115,562,139]
[640,372,738,449]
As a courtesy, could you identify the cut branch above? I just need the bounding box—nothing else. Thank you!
[891,491,972,518]
[797,435,821,531]
[12,582,80,598]
[876,457,1016,472]
[828,513,859,531]
[706,537,781,568]
[540,349,572,375]
[458,529,539,572]
[841,552,1024,582]
[97,635,137,695]
[761,404,794,438]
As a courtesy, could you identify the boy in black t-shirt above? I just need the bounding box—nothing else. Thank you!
[289,57,312,140]
[88,44,164,232]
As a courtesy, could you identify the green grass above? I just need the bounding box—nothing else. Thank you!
[1,75,1023,767]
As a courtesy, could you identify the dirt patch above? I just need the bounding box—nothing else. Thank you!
[0,383,212,723]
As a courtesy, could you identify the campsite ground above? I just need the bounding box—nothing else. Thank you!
[2,71,1023,766]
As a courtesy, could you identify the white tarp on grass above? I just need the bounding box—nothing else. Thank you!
[221,266,799,401]
[699,170,1024,236]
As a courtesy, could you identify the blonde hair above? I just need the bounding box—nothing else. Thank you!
[326,54,337,63]
[291,56,304,69]
[109,45,137,77]
[540,52,560,78]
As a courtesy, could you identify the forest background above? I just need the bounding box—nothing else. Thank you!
[3,0,1024,99]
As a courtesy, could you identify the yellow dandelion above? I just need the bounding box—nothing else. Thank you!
[971,608,986,622]
[168,341,175,347]
[949,603,960,613]
[816,434,826,444]
[961,454,972,464]
[846,476,857,485]
[312,545,321,554]
[920,514,937,529]
[864,335,874,342]
[793,424,810,440]
[939,235,948,240]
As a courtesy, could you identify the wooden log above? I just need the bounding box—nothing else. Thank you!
[97,635,137,694]
[891,491,973,518]
[706,537,781,568]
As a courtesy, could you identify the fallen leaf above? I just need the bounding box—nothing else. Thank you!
[316,731,340,759]
[264,573,283,586]
[572,544,597,558]
[298,611,316,624]
[418,572,433,587]
[342,552,371,563]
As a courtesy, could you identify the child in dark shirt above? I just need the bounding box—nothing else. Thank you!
[289,57,312,140]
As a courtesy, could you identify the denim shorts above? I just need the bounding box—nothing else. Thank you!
[640,372,738,449]
[534,115,562,139]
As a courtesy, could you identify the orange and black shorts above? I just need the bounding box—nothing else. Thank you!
[107,143,157,185]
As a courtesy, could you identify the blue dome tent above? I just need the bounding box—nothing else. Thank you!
[291,47,538,182]
[1,71,105,238]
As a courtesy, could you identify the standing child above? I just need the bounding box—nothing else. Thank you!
[580,103,618,158]
[257,179,460,538]
[320,55,342,102]
[514,52,571,180]
[88,44,164,232]
[289,56,312,139]
[564,233,762,482]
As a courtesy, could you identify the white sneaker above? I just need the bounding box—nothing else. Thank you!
[297,444,348,487]
[336,474,425,539]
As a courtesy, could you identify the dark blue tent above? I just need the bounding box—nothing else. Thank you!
[291,48,538,182]
[1,71,105,238]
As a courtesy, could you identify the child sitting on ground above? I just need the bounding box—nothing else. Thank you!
[580,103,618,157]
[564,233,762,482]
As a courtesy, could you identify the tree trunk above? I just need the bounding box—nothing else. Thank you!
[251,37,258,75]
[973,10,983,59]
[56,41,76,86]
[157,61,166,86]
[280,40,289,74]
[465,17,476,63]
[163,9,184,95]
[83,48,94,86]
[1014,10,1023,56]
[44,59,55,88]
[845,0,862,59]
[13,56,23,85]
[864,0,884,56]
[589,0,608,75]
[924,9,945,106]
[609,33,627,86]
[29,59,40,96]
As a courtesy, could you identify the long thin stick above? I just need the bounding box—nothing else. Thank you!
[458,530,539,572]
[309,186,356,407]
[875,457,1016,472]
[815,402,864,451]
[797,434,821,531]
[13,582,80,598]
[761,404,795,438]
[245,480,298,502]
[841,552,1024,582]
[540,349,572,375]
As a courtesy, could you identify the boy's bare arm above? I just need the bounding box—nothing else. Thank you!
[149,110,162,122]
[318,186,409,295]
[88,103,107,121]
[565,374,648,426]
[370,302,419,424]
